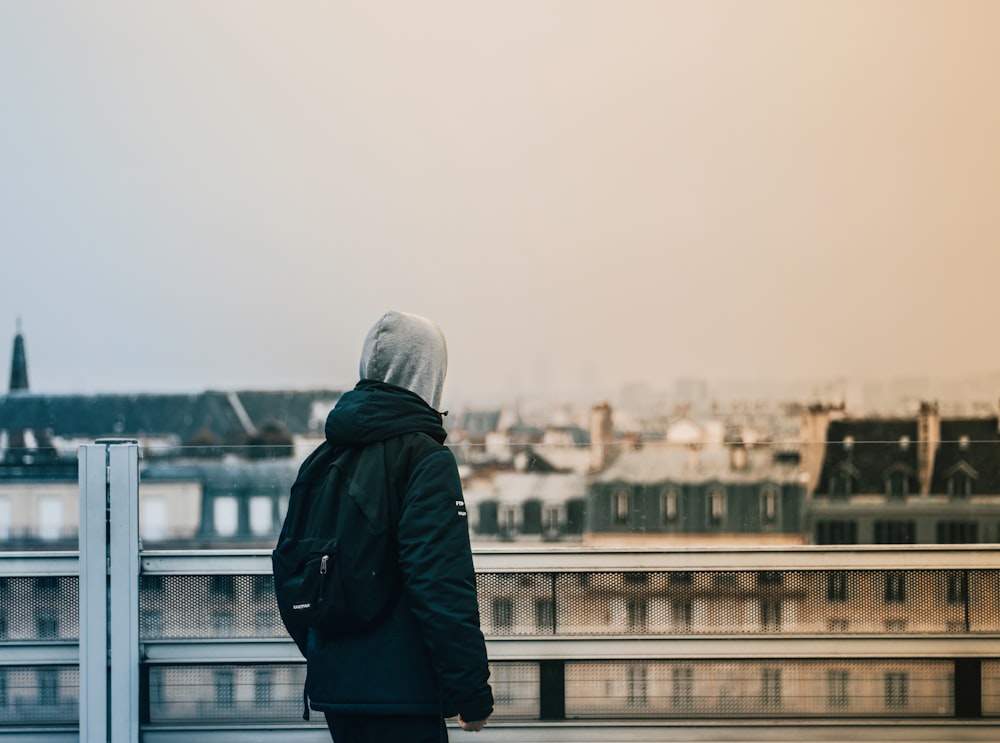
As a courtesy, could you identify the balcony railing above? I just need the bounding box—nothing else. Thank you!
[3,440,1000,741]
[3,546,1000,741]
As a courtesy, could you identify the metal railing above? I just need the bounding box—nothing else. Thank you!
[3,442,1000,741]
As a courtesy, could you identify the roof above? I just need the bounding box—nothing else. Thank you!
[596,445,801,485]
[931,417,1000,494]
[0,389,342,445]
[814,418,919,495]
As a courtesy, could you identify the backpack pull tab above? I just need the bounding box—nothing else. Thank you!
[320,555,328,575]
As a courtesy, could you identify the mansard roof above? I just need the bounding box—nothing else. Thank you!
[0,389,342,444]
[931,417,1000,494]
[595,444,801,486]
[814,418,919,495]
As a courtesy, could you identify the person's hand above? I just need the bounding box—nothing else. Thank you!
[457,714,489,732]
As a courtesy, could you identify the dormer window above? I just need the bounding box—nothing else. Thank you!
[944,461,978,498]
[883,463,916,499]
[829,463,858,498]
[948,472,972,498]
[886,471,909,498]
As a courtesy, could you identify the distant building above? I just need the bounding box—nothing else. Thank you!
[0,324,340,548]
[587,438,805,546]
[806,402,1000,544]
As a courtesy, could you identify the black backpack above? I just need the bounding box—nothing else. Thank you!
[272,432,441,652]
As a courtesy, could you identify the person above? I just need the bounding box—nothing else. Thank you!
[304,310,493,742]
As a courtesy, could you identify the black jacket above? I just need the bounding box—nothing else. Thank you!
[304,380,494,722]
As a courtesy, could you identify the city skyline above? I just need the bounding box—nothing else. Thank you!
[2,2,999,407]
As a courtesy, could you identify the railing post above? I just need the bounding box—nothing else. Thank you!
[79,440,141,742]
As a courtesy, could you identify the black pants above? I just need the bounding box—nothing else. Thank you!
[325,712,449,743]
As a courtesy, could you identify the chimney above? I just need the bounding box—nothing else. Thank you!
[917,401,940,495]
[589,402,614,473]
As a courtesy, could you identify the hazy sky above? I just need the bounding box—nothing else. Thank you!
[2,2,998,406]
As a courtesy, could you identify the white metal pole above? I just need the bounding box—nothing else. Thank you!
[108,441,141,742]
[79,444,110,742]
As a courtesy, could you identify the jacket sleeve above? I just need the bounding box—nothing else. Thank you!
[396,447,494,721]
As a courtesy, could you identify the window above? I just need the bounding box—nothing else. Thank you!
[210,575,235,600]
[669,571,693,586]
[661,487,679,524]
[477,502,499,535]
[143,575,165,594]
[827,618,849,632]
[521,500,542,535]
[141,609,164,636]
[255,610,276,631]
[827,670,849,709]
[215,670,234,707]
[873,520,915,545]
[761,600,782,631]
[36,608,59,639]
[758,571,783,587]
[672,667,693,709]
[760,486,779,525]
[672,600,693,631]
[830,472,853,498]
[613,489,630,526]
[827,572,847,602]
[624,572,648,585]
[946,573,967,604]
[937,521,978,544]
[500,507,517,536]
[627,599,648,631]
[37,668,59,705]
[815,520,857,545]
[212,610,234,635]
[886,471,910,498]
[213,496,239,537]
[253,574,273,599]
[0,609,6,639]
[535,598,554,632]
[884,572,906,603]
[708,488,726,525]
[626,664,648,707]
[141,498,168,541]
[948,473,972,498]
[542,506,560,535]
[38,498,63,540]
[492,599,513,631]
[885,672,908,709]
[565,499,586,534]
[255,669,273,706]
[0,499,10,540]
[249,496,273,536]
[761,668,782,709]
[35,576,59,594]
[0,669,7,707]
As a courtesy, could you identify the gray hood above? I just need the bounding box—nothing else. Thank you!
[358,311,448,410]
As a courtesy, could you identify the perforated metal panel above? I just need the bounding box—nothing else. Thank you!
[148,664,308,723]
[475,569,1000,636]
[0,665,78,725]
[488,662,540,719]
[564,659,955,719]
[140,574,284,639]
[983,660,1000,717]
[0,576,79,641]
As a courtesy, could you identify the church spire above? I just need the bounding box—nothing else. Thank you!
[8,318,29,392]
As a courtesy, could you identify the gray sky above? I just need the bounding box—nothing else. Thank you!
[2,1,999,407]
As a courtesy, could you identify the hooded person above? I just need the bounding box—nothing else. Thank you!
[300,311,493,742]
